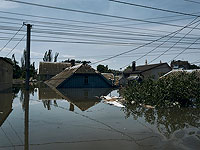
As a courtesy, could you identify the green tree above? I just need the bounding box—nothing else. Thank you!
[21,49,37,79]
[43,49,59,62]
[97,64,110,73]
[43,49,53,62]
[12,54,21,79]
[54,52,59,62]
[21,49,26,78]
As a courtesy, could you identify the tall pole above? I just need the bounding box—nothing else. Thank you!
[24,24,31,150]
[25,24,31,90]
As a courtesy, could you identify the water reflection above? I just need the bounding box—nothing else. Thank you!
[0,86,200,150]
[39,87,113,111]
[123,103,200,139]
[0,91,13,127]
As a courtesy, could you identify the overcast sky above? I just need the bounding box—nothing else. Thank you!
[0,0,200,69]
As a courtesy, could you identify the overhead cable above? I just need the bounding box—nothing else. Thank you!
[0,24,24,53]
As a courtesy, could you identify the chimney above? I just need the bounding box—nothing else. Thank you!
[132,61,136,72]
[71,59,75,66]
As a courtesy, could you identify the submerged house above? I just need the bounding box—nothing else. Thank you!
[0,57,13,92]
[38,62,73,81]
[123,61,172,80]
[45,64,113,88]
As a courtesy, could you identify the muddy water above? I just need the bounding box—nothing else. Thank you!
[0,86,199,150]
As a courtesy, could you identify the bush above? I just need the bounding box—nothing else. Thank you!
[122,71,200,108]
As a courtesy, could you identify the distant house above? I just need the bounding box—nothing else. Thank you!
[45,64,113,88]
[171,60,190,70]
[38,62,73,81]
[123,62,172,80]
[0,57,13,91]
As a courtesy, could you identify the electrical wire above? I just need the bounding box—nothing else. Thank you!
[4,0,200,30]
[149,19,200,64]
[170,36,200,62]
[0,9,199,31]
[91,18,200,65]
[5,34,26,57]
[0,24,24,53]
[109,0,199,17]
[183,0,200,5]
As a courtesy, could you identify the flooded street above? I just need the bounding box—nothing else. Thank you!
[0,86,200,150]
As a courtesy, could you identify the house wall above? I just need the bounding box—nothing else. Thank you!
[142,64,171,80]
[0,59,13,91]
[58,74,112,88]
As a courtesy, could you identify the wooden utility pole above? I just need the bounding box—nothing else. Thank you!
[24,23,32,150]
[25,24,32,90]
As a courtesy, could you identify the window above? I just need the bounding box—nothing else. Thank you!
[84,76,88,85]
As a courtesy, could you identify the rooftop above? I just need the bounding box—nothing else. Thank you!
[124,63,169,74]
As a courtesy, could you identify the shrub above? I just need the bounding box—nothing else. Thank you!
[122,71,200,108]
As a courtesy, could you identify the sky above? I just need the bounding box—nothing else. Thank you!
[0,0,200,70]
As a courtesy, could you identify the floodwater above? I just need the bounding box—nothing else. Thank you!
[0,85,200,150]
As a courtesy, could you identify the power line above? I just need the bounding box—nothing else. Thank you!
[4,0,200,30]
[1,16,200,38]
[91,18,200,65]
[0,9,199,30]
[149,19,200,64]
[0,28,197,43]
[0,24,24,53]
[0,127,15,148]
[2,25,200,45]
[5,34,26,57]
[109,0,199,17]
[133,17,200,63]
[7,120,23,145]
[29,51,200,60]
[170,36,200,62]
[0,23,199,44]
[183,0,200,5]
[117,18,200,69]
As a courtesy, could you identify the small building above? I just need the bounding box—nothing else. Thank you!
[0,57,13,92]
[45,64,113,88]
[123,62,172,80]
[171,60,190,70]
[38,62,73,81]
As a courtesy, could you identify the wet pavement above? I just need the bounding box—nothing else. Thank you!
[0,86,199,150]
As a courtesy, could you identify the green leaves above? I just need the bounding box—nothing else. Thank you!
[122,71,200,108]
